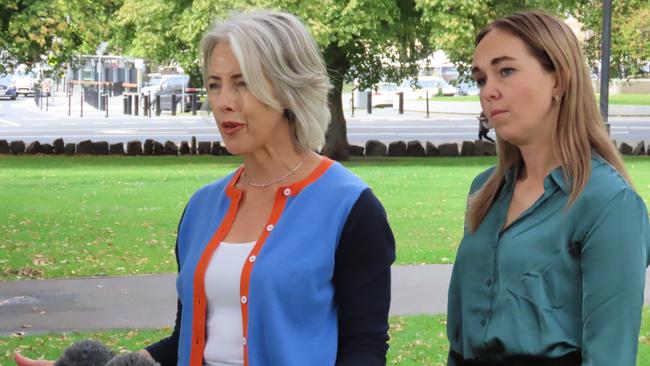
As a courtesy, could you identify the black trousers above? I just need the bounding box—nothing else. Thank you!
[450,350,581,366]
[478,130,495,143]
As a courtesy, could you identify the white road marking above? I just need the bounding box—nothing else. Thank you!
[0,118,20,126]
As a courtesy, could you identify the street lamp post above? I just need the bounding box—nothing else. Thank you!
[599,0,612,134]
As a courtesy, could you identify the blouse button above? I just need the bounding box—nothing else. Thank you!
[249,255,256,263]
[480,319,487,327]
[283,188,292,196]
[241,295,248,304]
[266,224,274,232]
[486,278,493,287]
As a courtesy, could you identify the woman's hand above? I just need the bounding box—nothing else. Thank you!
[14,353,54,366]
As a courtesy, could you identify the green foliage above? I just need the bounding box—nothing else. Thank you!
[0,0,122,71]
[575,0,650,78]
[415,0,578,77]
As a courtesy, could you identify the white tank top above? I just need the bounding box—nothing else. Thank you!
[203,241,255,366]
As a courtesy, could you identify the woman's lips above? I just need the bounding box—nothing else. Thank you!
[221,121,244,135]
[491,110,507,119]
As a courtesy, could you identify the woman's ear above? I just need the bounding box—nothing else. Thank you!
[552,67,570,98]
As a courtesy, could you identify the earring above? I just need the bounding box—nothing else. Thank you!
[553,95,560,104]
[283,109,296,122]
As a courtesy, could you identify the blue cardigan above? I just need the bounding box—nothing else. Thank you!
[147,158,395,365]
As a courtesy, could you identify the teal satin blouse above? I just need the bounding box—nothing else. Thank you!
[447,155,650,365]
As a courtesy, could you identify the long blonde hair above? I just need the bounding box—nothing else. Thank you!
[467,11,632,233]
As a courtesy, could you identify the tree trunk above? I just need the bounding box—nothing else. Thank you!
[322,45,350,161]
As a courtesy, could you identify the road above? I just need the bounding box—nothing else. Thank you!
[1,93,649,146]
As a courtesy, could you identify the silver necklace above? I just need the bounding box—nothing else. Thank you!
[243,154,309,188]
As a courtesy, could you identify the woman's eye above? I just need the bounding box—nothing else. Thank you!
[235,80,247,88]
[500,67,515,77]
[207,83,220,90]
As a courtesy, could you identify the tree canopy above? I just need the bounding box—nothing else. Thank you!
[575,0,650,78]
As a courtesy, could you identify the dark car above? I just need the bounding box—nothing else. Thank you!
[145,87,206,112]
[0,74,17,100]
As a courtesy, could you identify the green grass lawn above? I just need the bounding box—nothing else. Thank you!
[5,309,650,365]
[600,94,650,106]
[2,156,650,280]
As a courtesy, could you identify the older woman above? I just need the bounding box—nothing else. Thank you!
[15,10,394,366]
[447,11,650,366]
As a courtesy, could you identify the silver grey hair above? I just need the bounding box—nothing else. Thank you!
[201,10,332,150]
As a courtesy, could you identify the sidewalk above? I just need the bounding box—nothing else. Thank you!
[36,91,650,119]
[3,266,650,336]
[0,265,451,336]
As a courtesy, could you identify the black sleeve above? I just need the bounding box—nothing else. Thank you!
[145,206,187,366]
[145,300,181,366]
[334,188,396,366]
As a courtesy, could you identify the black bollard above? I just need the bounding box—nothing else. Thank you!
[191,94,197,115]
[155,95,161,116]
[134,94,139,116]
[80,91,84,118]
[123,95,128,114]
[105,94,109,118]
[68,91,72,116]
[148,92,152,118]
[351,91,355,117]
[171,94,177,116]
[46,95,49,112]
[398,92,404,115]
[143,95,149,117]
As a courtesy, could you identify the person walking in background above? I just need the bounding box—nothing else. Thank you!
[15,10,395,366]
[447,11,650,366]
[477,111,494,142]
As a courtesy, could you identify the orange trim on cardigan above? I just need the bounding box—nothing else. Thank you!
[189,167,244,366]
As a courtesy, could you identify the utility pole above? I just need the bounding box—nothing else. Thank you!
[599,0,612,133]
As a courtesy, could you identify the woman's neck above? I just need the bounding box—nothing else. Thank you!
[518,142,560,182]
[241,144,311,187]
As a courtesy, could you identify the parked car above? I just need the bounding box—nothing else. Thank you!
[438,66,460,82]
[456,81,480,96]
[141,74,190,111]
[13,71,38,96]
[371,82,397,107]
[396,76,458,100]
[180,87,206,111]
[354,82,397,108]
[0,74,17,100]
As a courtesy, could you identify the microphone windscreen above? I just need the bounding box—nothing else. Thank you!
[105,352,161,366]
[54,340,115,366]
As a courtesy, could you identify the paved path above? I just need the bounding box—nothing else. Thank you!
[3,265,650,336]
[0,265,452,336]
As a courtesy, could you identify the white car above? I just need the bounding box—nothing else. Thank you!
[13,72,39,96]
[396,76,458,99]
[353,82,397,108]
[371,82,397,107]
